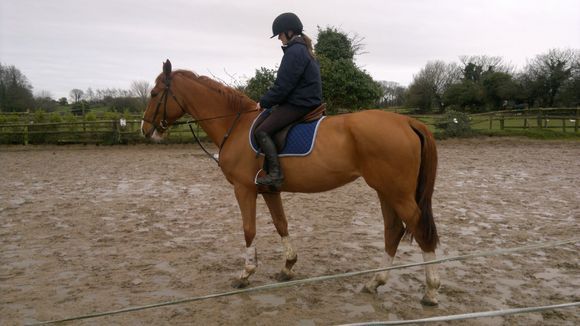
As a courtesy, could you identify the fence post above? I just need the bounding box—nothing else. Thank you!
[500,115,505,130]
[537,109,542,128]
[111,120,116,143]
[24,110,30,145]
[562,118,566,132]
[113,120,121,143]
[489,115,493,130]
[574,108,578,133]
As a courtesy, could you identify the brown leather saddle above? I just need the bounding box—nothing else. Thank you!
[253,103,326,152]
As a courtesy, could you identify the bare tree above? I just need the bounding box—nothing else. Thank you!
[459,55,514,74]
[421,61,461,96]
[378,81,406,107]
[85,87,95,103]
[521,48,579,107]
[349,32,368,57]
[131,80,152,109]
[406,60,461,112]
[69,89,84,103]
[35,90,53,99]
[34,90,56,111]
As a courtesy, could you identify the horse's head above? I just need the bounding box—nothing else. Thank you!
[141,59,187,141]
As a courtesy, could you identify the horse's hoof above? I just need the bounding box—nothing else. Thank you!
[231,278,250,289]
[275,271,294,282]
[361,284,377,294]
[420,295,439,306]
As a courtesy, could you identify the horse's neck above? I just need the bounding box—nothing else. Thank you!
[197,102,256,147]
[179,79,255,146]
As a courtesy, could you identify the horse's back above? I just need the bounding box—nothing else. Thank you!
[308,109,423,165]
[339,110,422,155]
[346,109,416,132]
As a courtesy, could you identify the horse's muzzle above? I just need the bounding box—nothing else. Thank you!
[141,120,163,141]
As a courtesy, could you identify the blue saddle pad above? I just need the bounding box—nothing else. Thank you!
[249,110,325,157]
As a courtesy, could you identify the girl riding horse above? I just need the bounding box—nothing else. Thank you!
[254,12,322,189]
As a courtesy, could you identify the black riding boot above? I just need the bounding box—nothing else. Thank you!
[255,131,284,187]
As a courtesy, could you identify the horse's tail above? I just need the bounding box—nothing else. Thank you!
[409,118,439,252]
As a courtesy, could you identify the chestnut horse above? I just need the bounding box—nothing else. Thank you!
[141,60,441,305]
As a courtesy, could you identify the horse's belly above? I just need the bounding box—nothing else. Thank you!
[281,157,360,193]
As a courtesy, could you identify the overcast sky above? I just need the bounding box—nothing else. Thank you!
[1,0,579,100]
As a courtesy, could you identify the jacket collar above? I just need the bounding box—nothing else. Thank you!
[281,35,306,52]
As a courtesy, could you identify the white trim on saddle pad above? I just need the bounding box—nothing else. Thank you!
[248,114,326,157]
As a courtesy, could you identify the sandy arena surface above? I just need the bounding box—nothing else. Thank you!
[1,138,579,325]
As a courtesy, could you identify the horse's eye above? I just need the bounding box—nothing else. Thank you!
[151,92,158,98]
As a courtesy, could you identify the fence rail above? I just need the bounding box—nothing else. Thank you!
[0,108,577,145]
[470,108,579,132]
[0,118,201,145]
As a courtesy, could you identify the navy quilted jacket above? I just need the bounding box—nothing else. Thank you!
[259,37,322,109]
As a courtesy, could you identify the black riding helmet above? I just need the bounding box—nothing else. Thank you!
[271,12,303,38]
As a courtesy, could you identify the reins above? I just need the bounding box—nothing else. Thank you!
[175,108,259,165]
[173,109,259,125]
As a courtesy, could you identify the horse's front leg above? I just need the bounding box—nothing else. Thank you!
[231,185,258,289]
[262,192,297,281]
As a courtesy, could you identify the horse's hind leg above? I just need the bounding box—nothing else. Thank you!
[419,251,440,306]
[363,193,405,293]
[262,192,297,281]
[392,198,440,306]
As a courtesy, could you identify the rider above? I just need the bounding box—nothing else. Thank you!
[254,12,323,187]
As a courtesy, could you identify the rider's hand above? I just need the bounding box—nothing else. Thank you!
[256,102,262,111]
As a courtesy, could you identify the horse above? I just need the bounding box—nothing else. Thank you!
[141,60,441,305]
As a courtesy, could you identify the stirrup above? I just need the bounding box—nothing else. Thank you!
[254,169,283,192]
[256,174,284,187]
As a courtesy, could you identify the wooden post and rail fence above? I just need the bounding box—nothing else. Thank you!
[0,108,577,145]
[469,107,579,133]
[0,114,200,145]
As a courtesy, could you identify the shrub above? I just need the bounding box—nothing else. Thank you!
[49,112,63,123]
[33,110,47,123]
[244,67,276,102]
[435,110,473,137]
[63,113,78,132]
[84,112,97,121]
[103,111,121,120]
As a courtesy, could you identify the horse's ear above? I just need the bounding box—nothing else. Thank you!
[163,59,172,77]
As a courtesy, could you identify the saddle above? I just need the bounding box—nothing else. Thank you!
[253,103,326,152]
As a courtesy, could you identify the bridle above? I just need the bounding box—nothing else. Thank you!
[142,76,186,138]
[142,73,258,165]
